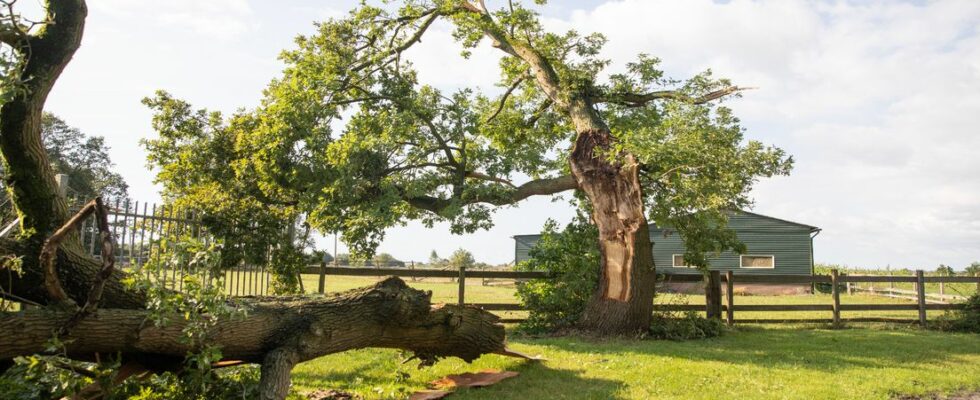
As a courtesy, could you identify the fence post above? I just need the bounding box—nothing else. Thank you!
[317,262,326,294]
[939,280,945,297]
[916,270,926,327]
[705,270,721,319]
[458,266,466,305]
[831,269,841,327]
[725,270,734,325]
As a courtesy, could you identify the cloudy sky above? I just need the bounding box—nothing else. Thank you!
[30,0,980,269]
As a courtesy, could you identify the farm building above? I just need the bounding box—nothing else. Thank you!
[513,210,821,294]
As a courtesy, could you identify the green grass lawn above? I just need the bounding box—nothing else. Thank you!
[286,275,980,399]
[291,326,980,400]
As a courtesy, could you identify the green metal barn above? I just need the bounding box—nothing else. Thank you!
[513,211,821,293]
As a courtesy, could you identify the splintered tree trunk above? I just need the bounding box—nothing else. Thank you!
[0,277,508,400]
[567,102,657,335]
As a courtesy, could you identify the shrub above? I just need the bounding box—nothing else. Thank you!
[648,311,725,340]
[933,294,980,333]
[515,215,599,334]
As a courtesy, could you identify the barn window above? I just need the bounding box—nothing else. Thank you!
[672,254,694,268]
[740,255,775,268]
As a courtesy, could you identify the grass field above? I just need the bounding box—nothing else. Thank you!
[291,326,980,400]
[285,275,980,399]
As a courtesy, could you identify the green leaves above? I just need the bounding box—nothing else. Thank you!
[515,214,600,333]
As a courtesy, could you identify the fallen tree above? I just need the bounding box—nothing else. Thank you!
[1,278,507,400]
[0,2,510,399]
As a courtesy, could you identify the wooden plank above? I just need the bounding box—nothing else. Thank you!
[733,275,831,283]
[473,303,524,311]
[924,303,965,311]
[458,266,466,305]
[842,276,917,283]
[706,271,721,319]
[725,270,734,326]
[922,276,980,283]
[732,304,832,312]
[916,270,927,327]
[317,262,326,294]
[653,304,705,312]
[300,266,552,279]
[736,318,917,324]
[839,304,918,311]
[831,269,841,326]
[658,274,703,283]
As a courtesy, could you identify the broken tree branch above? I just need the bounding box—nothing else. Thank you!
[60,197,115,335]
[39,199,98,306]
[595,86,755,107]
[0,278,509,400]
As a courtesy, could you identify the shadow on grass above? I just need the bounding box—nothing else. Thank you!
[520,326,980,373]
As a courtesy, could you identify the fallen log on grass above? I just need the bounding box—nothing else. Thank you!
[0,277,507,400]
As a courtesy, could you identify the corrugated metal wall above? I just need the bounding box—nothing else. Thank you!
[514,212,817,275]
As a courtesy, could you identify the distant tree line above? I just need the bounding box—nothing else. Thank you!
[815,262,980,276]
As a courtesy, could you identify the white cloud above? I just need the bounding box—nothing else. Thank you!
[530,0,980,268]
[39,0,980,268]
[93,0,256,39]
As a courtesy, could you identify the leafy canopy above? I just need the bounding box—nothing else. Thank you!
[144,0,791,266]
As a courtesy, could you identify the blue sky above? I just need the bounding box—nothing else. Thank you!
[29,0,980,269]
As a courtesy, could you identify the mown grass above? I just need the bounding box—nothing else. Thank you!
[291,326,980,400]
[287,275,980,399]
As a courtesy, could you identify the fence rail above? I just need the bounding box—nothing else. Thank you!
[307,265,980,326]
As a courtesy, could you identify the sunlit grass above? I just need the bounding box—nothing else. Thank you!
[291,326,980,400]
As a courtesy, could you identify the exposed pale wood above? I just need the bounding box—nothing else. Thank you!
[0,277,507,366]
[39,199,98,305]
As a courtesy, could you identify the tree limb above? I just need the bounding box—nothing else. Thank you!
[39,199,98,306]
[404,174,577,214]
[60,197,115,335]
[351,10,444,73]
[596,86,754,107]
[485,74,527,124]
[465,171,515,188]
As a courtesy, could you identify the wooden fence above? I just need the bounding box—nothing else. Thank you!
[303,265,980,326]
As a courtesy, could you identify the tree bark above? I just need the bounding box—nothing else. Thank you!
[566,102,656,335]
[1,277,508,399]
[465,8,659,334]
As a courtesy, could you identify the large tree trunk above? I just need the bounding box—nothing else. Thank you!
[0,0,146,310]
[1,277,508,399]
[566,101,657,335]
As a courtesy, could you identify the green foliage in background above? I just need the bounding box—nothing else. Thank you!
[934,294,980,334]
[141,0,790,276]
[141,93,309,293]
[1,113,129,221]
[515,214,599,333]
